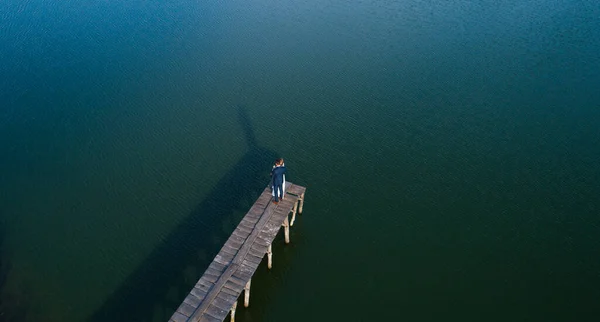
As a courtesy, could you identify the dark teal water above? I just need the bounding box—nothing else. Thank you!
[1,0,599,321]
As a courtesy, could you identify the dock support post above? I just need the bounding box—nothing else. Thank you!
[298,192,305,214]
[283,216,290,244]
[244,280,251,308]
[290,201,298,226]
[230,300,238,322]
[267,244,273,269]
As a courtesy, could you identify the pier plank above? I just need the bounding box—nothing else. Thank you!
[208,261,227,273]
[171,312,189,322]
[205,304,228,320]
[184,294,203,307]
[232,270,252,282]
[220,286,239,297]
[176,302,196,317]
[216,292,238,303]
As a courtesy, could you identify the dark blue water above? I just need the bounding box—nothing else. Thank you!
[1,0,599,321]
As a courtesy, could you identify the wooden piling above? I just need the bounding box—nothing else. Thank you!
[244,280,251,308]
[290,201,298,226]
[230,300,238,322]
[267,244,273,269]
[298,192,305,214]
[283,216,290,244]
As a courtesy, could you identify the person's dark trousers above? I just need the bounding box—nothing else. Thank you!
[273,183,283,202]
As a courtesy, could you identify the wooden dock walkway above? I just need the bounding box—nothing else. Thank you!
[169,182,306,322]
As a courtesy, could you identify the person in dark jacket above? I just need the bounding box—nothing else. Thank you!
[271,158,287,204]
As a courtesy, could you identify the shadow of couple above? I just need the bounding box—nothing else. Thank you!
[89,106,278,322]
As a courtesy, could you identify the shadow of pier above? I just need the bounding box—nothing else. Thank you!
[88,106,276,322]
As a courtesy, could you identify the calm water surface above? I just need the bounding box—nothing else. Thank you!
[1,0,599,321]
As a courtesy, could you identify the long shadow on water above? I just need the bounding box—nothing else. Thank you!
[89,106,277,322]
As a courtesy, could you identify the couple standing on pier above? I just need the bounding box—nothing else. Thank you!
[270,158,286,204]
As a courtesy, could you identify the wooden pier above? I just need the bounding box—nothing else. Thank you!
[169,182,306,322]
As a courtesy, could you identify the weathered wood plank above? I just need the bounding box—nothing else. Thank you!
[219,245,238,257]
[275,202,294,212]
[208,261,227,273]
[191,287,208,301]
[271,211,290,222]
[231,231,249,241]
[176,302,196,317]
[215,251,235,263]
[202,272,220,284]
[223,280,244,294]
[216,291,238,303]
[251,243,268,254]
[247,246,266,259]
[220,285,240,297]
[228,234,246,245]
[251,197,269,207]
[282,195,299,203]
[238,263,256,276]
[205,304,229,320]
[236,225,253,235]
[244,253,263,265]
[213,255,231,267]
[257,231,277,242]
[285,182,306,196]
[206,267,222,277]
[232,269,252,282]
[238,221,255,231]
[195,279,213,291]
[250,199,269,210]
[211,296,233,311]
[242,259,259,271]
[241,216,258,225]
[254,236,271,247]
[263,220,280,232]
[211,296,235,312]
[224,239,243,250]
[246,210,264,219]
[184,294,203,308]
[228,275,247,288]
[171,312,189,322]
